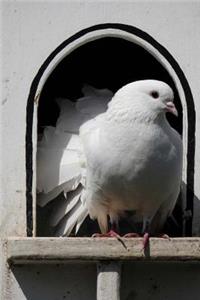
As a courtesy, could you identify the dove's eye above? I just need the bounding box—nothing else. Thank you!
[151,91,159,99]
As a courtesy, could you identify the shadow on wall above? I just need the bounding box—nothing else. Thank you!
[121,261,200,300]
[11,264,96,300]
[10,261,200,300]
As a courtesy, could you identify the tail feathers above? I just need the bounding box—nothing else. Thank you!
[37,176,81,207]
[55,87,113,133]
[37,182,68,207]
[54,197,88,237]
[81,84,113,98]
[49,184,83,227]
[76,86,113,119]
[56,98,85,133]
[37,146,82,194]
[37,85,113,236]
[37,85,112,196]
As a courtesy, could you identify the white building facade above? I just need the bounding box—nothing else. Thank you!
[1,1,200,299]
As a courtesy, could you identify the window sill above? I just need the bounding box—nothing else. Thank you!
[4,237,200,264]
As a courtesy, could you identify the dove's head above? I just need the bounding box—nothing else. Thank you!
[109,80,178,122]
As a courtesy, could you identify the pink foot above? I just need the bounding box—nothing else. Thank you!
[92,230,127,249]
[158,233,170,240]
[142,233,170,250]
[143,232,150,250]
[92,230,120,238]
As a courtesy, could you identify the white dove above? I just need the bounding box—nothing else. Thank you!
[37,80,182,241]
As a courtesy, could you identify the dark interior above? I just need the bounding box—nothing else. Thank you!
[38,37,182,134]
[37,37,183,236]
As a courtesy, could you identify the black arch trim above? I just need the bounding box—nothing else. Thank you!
[26,23,195,236]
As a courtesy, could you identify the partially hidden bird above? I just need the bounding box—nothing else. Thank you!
[37,80,182,244]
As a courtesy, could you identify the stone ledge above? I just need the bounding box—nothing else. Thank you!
[4,237,200,264]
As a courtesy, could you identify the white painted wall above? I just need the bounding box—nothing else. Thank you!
[1,0,200,237]
[1,1,200,299]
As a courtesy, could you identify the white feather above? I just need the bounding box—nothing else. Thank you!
[49,185,83,227]
[54,199,88,237]
[37,85,112,235]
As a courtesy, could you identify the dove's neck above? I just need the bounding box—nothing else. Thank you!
[106,103,167,126]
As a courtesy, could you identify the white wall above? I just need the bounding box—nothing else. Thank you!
[1,0,200,237]
[1,1,200,299]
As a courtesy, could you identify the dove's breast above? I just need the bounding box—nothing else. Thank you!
[82,120,182,219]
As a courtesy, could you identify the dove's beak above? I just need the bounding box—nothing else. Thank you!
[166,101,178,117]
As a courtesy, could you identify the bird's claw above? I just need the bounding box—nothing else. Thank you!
[143,232,150,250]
[123,233,140,238]
[158,233,170,240]
[92,230,128,249]
[92,230,121,238]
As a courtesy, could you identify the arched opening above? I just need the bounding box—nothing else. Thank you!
[26,24,195,238]
[38,37,182,135]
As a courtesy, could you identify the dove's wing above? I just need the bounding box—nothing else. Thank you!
[37,86,113,236]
